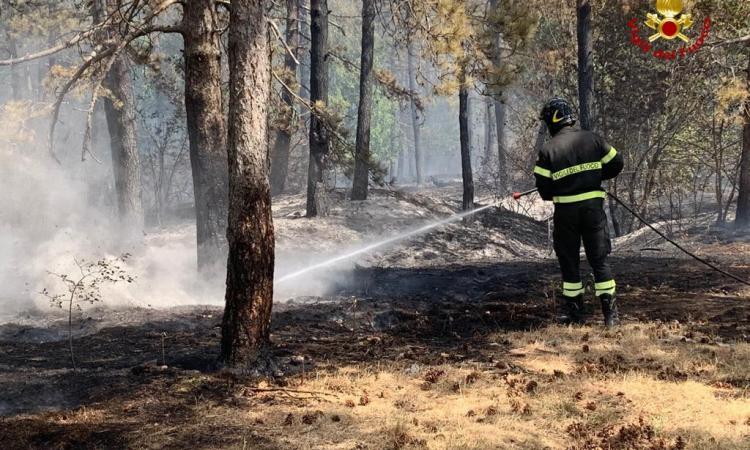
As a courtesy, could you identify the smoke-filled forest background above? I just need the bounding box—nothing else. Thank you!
[0,0,748,309]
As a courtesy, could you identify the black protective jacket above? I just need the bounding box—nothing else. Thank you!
[534,127,624,203]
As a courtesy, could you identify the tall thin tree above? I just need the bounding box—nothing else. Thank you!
[407,38,423,186]
[221,0,275,369]
[577,0,594,131]
[488,0,507,189]
[735,53,750,228]
[306,0,329,217]
[270,0,300,196]
[0,1,21,100]
[459,68,474,211]
[94,0,144,236]
[484,96,494,163]
[298,0,311,100]
[351,0,376,200]
[38,0,57,101]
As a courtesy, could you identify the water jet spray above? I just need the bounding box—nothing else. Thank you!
[274,202,500,285]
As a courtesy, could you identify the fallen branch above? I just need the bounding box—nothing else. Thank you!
[247,387,340,398]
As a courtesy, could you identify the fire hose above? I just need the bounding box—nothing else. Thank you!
[512,188,750,287]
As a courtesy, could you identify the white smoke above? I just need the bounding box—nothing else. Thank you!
[0,102,225,324]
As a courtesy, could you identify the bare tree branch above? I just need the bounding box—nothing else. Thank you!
[0,23,109,66]
[48,0,184,161]
[0,1,184,67]
[268,18,300,66]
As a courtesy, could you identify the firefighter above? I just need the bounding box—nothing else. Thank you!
[534,98,624,327]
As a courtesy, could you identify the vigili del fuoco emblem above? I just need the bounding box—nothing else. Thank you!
[645,0,693,42]
[627,0,710,60]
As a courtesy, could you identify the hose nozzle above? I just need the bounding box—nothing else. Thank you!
[513,188,538,200]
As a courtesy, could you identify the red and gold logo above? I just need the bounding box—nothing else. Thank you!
[645,0,693,42]
[627,0,711,60]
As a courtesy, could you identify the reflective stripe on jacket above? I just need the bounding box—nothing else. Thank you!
[533,127,624,203]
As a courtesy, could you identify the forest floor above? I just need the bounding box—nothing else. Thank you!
[1,186,750,449]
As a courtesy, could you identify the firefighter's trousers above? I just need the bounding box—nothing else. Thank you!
[552,198,616,298]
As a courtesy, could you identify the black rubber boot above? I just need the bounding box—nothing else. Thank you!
[563,294,585,324]
[600,294,620,328]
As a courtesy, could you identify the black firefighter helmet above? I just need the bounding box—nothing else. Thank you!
[540,97,576,135]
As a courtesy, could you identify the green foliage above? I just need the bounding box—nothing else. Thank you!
[398,0,538,95]
[317,1,403,172]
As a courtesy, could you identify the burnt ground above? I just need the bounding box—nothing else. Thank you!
[1,255,748,421]
[2,187,750,448]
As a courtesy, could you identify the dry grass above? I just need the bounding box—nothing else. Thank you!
[254,324,749,449]
[3,322,749,450]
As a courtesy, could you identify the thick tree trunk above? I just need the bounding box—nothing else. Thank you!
[407,39,423,186]
[459,78,474,211]
[306,0,329,217]
[351,0,375,200]
[735,54,750,229]
[270,0,300,196]
[183,0,229,269]
[221,0,275,370]
[102,57,144,235]
[94,0,143,235]
[576,0,594,131]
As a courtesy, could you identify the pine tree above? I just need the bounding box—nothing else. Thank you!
[221,0,275,370]
[351,0,376,200]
